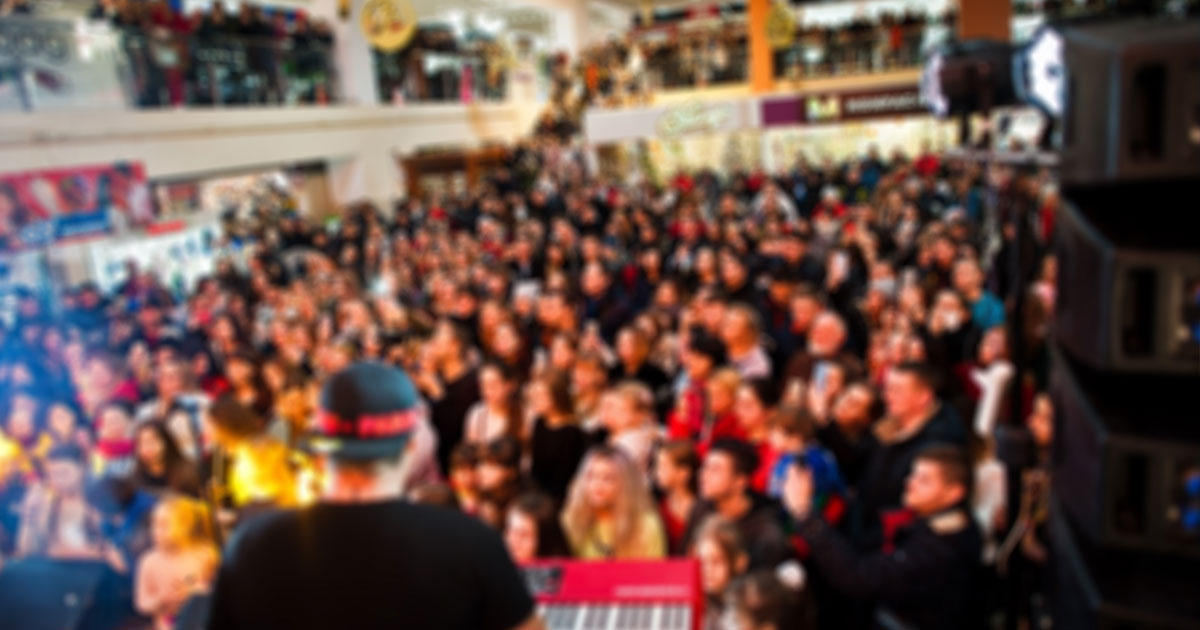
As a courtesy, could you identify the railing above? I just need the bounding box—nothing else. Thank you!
[373,48,507,104]
[772,24,936,80]
[117,29,338,107]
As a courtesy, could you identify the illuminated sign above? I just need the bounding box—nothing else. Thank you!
[657,101,736,138]
[360,0,417,52]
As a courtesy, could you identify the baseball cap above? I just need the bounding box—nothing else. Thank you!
[302,362,420,460]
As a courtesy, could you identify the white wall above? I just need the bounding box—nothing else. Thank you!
[0,104,525,208]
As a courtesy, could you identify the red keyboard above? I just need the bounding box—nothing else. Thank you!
[521,559,703,630]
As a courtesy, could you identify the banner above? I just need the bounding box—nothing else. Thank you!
[0,162,151,253]
[760,85,927,127]
[586,98,760,144]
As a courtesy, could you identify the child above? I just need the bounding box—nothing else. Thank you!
[135,495,219,630]
[93,401,137,479]
[766,406,845,523]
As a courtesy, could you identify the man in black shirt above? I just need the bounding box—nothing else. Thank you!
[207,362,538,630]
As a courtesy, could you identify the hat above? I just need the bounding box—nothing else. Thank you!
[303,362,420,460]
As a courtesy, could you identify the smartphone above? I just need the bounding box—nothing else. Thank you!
[813,361,831,393]
[831,251,849,278]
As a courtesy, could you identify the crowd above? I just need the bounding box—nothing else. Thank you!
[563,7,951,111]
[372,26,510,104]
[87,0,336,107]
[0,128,1061,629]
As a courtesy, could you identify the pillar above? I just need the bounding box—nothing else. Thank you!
[958,0,1011,41]
[747,0,774,93]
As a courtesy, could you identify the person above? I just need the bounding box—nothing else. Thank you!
[571,350,609,432]
[967,326,1014,438]
[816,383,879,488]
[206,362,539,630]
[684,439,792,570]
[721,304,772,380]
[463,361,522,446]
[561,445,666,559]
[692,516,748,630]
[16,444,123,571]
[135,495,219,630]
[599,381,659,472]
[850,361,967,550]
[732,378,779,491]
[654,439,700,555]
[668,335,732,449]
[136,357,210,461]
[610,326,671,412]
[723,570,809,630]
[953,258,1004,332]
[782,444,984,630]
[475,436,529,528]
[447,443,482,514]
[504,491,571,563]
[93,400,138,479]
[134,421,201,496]
[43,402,91,452]
[765,407,845,519]
[207,394,296,511]
[414,319,480,474]
[526,373,588,504]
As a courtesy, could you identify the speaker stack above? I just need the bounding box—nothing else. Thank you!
[1050,17,1200,630]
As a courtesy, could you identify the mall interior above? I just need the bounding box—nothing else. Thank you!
[0,1,1198,629]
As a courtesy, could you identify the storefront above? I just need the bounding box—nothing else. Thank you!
[759,83,958,169]
[585,97,764,183]
[582,83,957,181]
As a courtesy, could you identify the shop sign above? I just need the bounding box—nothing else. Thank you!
[762,85,927,127]
[361,0,417,52]
[657,101,736,138]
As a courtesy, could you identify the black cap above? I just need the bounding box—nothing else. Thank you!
[302,362,420,460]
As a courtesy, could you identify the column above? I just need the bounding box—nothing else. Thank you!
[747,0,774,93]
[958,0,1011,41]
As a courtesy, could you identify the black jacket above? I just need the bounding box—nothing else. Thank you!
[849,404,967,550]
[798,507,983,630]
[682,493,793,570]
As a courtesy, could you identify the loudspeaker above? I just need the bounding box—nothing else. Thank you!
[1053,199,1200,375]
[1051,346,1200,555]
[1048,499,1200,629]
[0,559,138,630]
[1060,18,1200,186]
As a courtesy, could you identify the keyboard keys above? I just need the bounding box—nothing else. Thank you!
[538,602,694,630]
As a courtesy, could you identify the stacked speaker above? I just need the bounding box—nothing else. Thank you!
[1050,17,1200,630]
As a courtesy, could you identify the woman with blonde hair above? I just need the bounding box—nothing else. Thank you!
[135,494,219,630]
[561,446,666,559]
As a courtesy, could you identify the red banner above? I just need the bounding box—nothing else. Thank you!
[0,162,151,252]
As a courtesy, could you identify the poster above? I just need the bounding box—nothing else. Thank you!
[0,162,152,253]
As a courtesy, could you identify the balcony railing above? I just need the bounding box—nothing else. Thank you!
[372,48,508,104]
[118,29,338,107]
